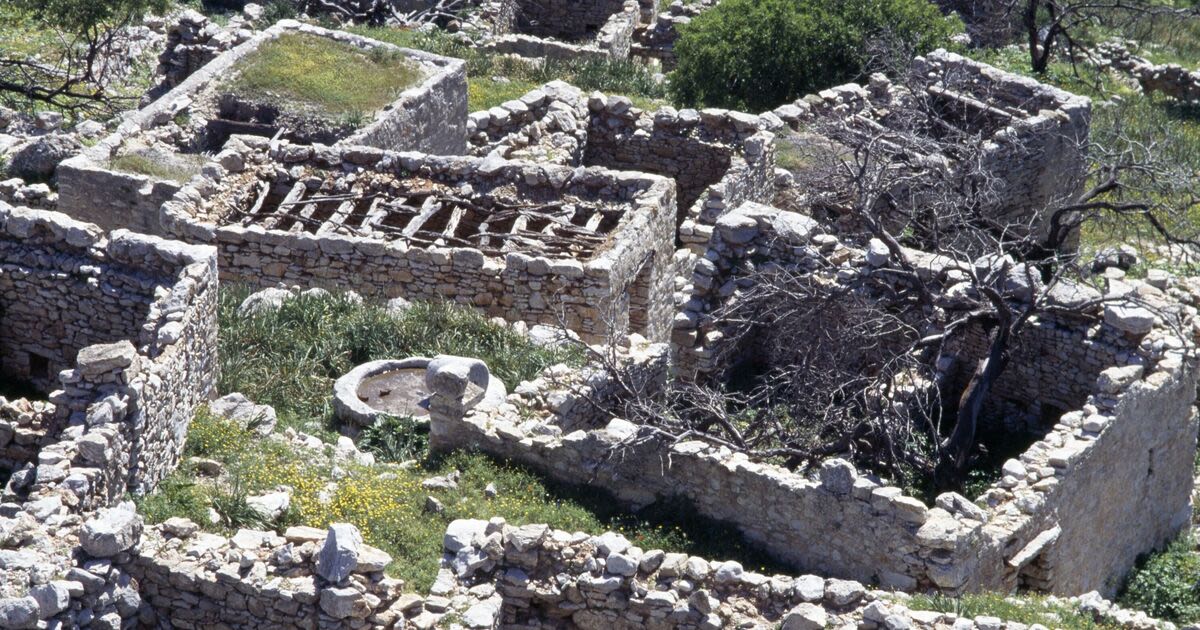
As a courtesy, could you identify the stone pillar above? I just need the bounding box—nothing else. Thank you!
[425,355,496,452]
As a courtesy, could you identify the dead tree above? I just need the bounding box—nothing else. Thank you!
[0,0,168,115]
[581,62,1200,493]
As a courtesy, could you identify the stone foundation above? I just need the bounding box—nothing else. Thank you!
[160,139,678,343]
[56,21,468,236]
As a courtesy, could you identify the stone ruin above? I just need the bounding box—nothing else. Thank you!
[476,0,643,61]
[160,137,678,343]
[766,50,1092,250]
[0,202,220,626]
[429,199,1200,596]
[630,0,721,69]
[1089,41,1200,104]
[55,21,468,237]
[0,14,1196,627]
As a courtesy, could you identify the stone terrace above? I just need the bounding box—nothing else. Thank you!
[56,20,468,236]
[160,137,678,343]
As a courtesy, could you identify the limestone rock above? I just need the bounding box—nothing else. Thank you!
[7,134,81,180]
[237,287,295,317]
[0,597,38,629]
[316,523,362,584]
[782,603,828,630]
[80,506,142,558]
[209,393,277,435]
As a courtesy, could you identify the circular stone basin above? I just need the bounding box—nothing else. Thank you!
[357,368,431,419]
[334,358,432,429]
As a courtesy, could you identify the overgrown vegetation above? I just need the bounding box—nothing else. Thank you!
[217,285,583,436]
[229,32,424,117]
[139,381,786,590]
[1117,534,1200,622]
[669,0,961,110]
[908,593,1117,630]
[358,415,429,463]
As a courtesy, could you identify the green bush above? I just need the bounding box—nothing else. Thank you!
[669,0,960,111]
[1119,535,1200,623]
[359,415,430,463]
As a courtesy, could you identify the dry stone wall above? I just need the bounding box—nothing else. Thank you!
[1090,41,1200,103]
[429,198,1199,596]
[480,0,640,60]
[468,81,776,235]
[56,21,468,236]
[160,139,678,343]
[770,50,1091,249]
[0,203,218,629]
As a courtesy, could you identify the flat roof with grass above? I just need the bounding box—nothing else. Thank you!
[228,32,426,118]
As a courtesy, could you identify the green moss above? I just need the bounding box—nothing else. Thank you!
[229,32,423,118]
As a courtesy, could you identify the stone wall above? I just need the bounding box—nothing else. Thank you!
[481,0,640,60]
[428,200,1198,596]
[56,21,468,236]
[468,81,777,234]
[0,204,219,629]
[1090,41,1200,103]
[160,140,678,344]
[630,0,720,69]
[0,203,220,500]
[770,49,1091,249]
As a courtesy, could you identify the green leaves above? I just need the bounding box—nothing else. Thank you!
[670,0,961,110]
[15,0,169,33]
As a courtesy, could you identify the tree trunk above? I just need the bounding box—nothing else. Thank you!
[935,325,1011,491]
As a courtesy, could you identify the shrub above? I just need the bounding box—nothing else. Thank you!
[359,415,430,463]
[1119,535,1200,623]
[669,0,960,111]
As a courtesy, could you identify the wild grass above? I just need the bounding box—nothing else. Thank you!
[229,32,423,118]
[108,152,208,184]
[347,26,668,111]
[907,593,1118,630]
[216,285,583,436]
[139,403,788,591]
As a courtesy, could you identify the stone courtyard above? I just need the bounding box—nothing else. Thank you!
[0,6,1198,630]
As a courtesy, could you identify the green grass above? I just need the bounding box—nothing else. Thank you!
[907,593,1118,630]
[469,77,542,111]
[347,26,668,111]
[142,415,786,591]
[217,285,583,437]
[108,152,208,184]
[1118,533,1200,623]
[229,32,423,118]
